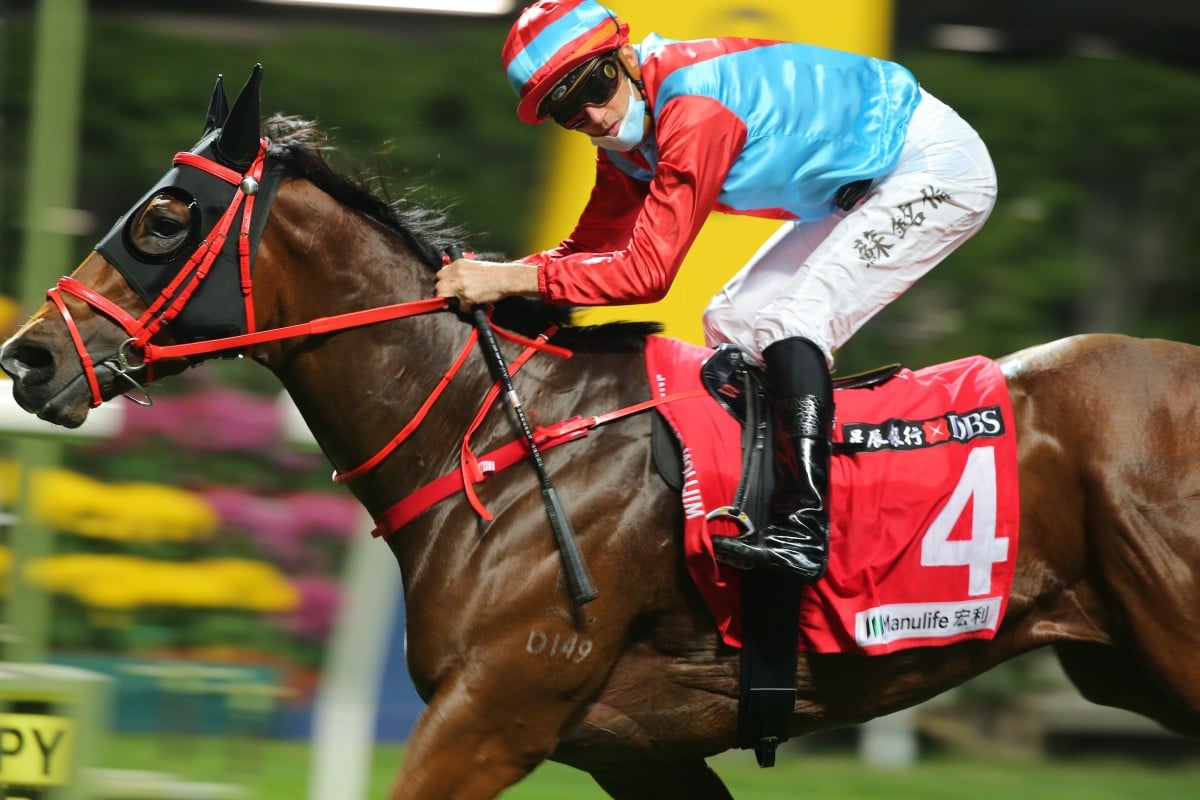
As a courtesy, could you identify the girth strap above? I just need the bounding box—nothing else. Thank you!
[371,389,707,538]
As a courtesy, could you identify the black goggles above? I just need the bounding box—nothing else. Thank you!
[538,53,623,129]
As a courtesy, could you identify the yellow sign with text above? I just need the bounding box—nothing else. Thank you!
[0,712,74,787]
[528,0,894,343]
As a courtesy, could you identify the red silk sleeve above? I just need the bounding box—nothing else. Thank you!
[531,97,748,306]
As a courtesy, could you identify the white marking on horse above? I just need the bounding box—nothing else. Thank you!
[526,629,593,663]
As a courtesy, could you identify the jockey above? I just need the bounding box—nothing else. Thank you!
[435,0,997,583]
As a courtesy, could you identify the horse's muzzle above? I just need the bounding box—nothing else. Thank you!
[1,335,52,386]
[1,333,92,428]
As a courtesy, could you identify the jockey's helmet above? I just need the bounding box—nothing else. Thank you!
[501,0,630,125]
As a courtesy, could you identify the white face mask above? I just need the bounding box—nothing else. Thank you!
[589,88,647,153]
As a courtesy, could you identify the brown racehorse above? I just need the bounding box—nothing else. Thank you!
[4,68,1200,799]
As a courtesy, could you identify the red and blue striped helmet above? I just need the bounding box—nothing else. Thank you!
[502,0,630,124]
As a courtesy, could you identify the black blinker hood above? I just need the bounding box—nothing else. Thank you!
[92,65,279,358]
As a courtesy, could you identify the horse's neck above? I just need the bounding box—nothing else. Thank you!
[257,183,497,517]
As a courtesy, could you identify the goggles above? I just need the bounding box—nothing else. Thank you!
[538,53,623,129]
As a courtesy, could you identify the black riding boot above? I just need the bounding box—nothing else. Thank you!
[712,337,833,582]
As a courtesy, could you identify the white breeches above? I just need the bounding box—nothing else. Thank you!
[702,88,998,367]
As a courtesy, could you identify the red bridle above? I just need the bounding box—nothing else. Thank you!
[50,140,272,407]
[48,140,462,403]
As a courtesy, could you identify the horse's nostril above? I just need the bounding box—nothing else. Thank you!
[0,340,55,386]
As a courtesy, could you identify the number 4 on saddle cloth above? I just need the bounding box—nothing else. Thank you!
[645,335,1020,656]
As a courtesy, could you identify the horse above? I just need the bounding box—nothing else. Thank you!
[4,66,1200,799]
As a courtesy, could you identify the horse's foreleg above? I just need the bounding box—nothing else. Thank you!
[388,664,597,799]
[393,647,614,796]
[589,759,734,800]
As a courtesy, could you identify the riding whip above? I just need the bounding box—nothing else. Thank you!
[446,247,598,607]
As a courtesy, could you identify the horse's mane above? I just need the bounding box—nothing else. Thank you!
[263,115,662,350]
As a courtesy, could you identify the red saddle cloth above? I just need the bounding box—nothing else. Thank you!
[645,336,1020,655]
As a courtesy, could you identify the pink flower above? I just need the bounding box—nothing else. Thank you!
[199,488,362,570]
[114,386,282,453]
[278,576,342,642]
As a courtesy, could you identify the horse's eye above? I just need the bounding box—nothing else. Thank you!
[147,216,186,240]
[126,191,199,262]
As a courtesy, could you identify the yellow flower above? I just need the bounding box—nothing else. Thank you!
[204,559,300,612]
[24,554,299,612]
[0,544,10,596]
[0,460,219,542]
[0,461,19,505]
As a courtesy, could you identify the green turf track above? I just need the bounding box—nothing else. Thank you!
[99,736,1200,799]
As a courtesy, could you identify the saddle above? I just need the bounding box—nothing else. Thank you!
[651,345,900,767]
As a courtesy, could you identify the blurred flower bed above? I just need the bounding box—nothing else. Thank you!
[25,555,298,612]
[0,372,366,703]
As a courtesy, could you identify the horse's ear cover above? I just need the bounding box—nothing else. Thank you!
[203,74,229,138]
[215,63,263,169]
